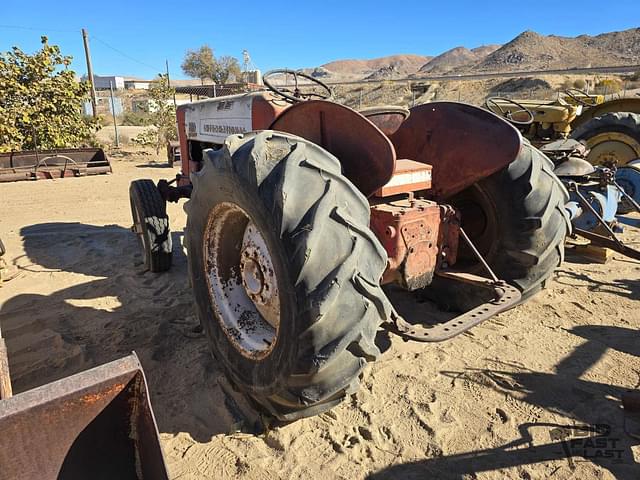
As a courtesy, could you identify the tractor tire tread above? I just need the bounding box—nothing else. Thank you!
[130,179,172,272]
[478,141,570,300]
[185,131,390,422]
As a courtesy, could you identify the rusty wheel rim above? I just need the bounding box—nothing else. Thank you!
[203,202,280,359]
[585,132,640,166]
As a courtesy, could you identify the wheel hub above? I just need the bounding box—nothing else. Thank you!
[241,257,264,296]
[586,132,640,166]
[239,224,280,329]
[203,203,281,359]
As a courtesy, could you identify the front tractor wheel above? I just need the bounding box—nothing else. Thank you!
[185,131,390,422]
[129,179,173,272]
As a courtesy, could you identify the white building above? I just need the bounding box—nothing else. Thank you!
[92,75,125,90]
[132,98,190,113]
[124,78,152,90]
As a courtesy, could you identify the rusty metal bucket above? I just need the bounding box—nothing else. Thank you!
[0,353,168,480]
[0,148,112,183]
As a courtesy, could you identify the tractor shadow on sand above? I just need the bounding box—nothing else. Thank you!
[135,162,175,169]
[367,324,640,479]
[0,222,261,441]
[554,266,640,301]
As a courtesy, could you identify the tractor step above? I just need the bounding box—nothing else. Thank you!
[389,272,521,342]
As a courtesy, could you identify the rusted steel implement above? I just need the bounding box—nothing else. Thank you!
[0,243,10,400]
[0,147,112,183]
[0,353,168,480]
[0,327,11,400]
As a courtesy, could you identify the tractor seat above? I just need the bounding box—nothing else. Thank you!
[359,105,410,136]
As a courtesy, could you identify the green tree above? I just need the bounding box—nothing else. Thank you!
[181,45,216,84]
[133,74,176,153]
[181,45,242,84]
[216,55,241,83]
[0,36,97,152]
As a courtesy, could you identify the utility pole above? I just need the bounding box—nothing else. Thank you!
[166,59,177,109]
[109,81,119,148]
[82,28,98,118]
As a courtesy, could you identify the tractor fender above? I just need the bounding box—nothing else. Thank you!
[571,98,640,130]
[269,100,395,197]
[390,102,523,200]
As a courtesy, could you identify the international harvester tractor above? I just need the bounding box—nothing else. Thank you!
[130,70,569,422]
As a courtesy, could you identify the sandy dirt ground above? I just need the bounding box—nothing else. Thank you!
[1,153,640,479]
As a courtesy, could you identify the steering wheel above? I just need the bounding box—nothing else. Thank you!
[563,88,594,106]
[485,97,534,126]
[263,69,334,103]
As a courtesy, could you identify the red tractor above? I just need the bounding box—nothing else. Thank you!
[130,70,569,422]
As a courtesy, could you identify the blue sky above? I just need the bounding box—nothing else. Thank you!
[1,1,639,80]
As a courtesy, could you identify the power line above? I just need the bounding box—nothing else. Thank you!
[2,24,166,77]
[90,35,163,74]
[1,25,165,74]
[0,24,76,34]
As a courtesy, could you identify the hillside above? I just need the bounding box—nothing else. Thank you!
[320,54,433,77]
[462,28,640,73]
[418,45,500,74]
[316,28,640,80]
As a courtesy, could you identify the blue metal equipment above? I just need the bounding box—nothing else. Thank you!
[541,139,640,261]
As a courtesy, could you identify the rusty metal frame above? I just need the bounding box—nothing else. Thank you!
[0,148,112,183]
[0,326,11,400]
[0,353,169,480]
[388,272,521,342]
[385,226,521,342]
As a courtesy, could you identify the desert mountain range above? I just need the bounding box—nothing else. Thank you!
[309,28,640,80]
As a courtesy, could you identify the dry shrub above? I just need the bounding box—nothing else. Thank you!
[596,78,623,94]
[573,78,587,89]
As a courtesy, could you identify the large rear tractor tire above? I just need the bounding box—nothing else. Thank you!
[446,140,570,302]
[184,131,390,422]
[129,179,173,272]
[571,112,640,166]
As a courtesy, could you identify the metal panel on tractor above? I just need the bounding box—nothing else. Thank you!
[176,92,288,181]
